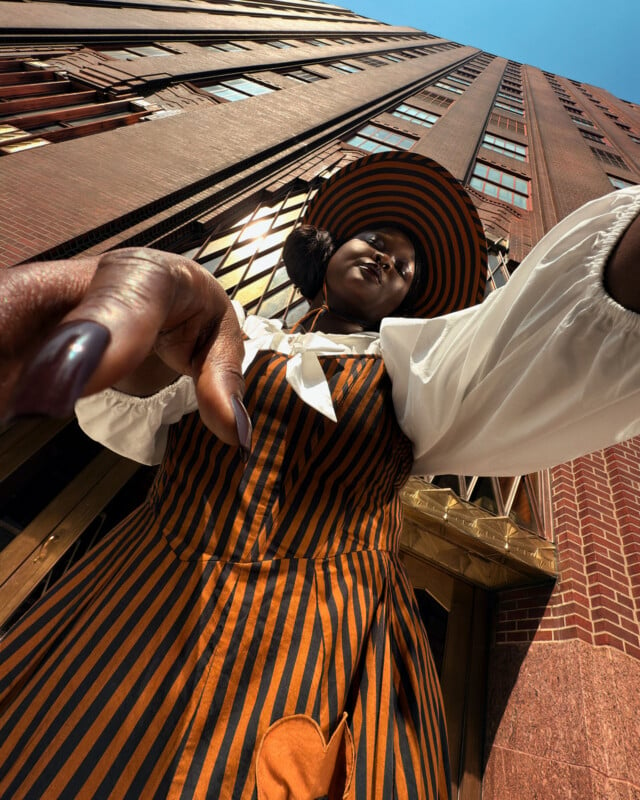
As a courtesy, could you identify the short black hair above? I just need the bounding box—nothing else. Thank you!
[282,225,336,300]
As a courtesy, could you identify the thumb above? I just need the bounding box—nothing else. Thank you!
[188,300,251,454]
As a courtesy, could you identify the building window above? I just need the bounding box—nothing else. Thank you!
[358,55,388,67]
[502,78,521,91]
[609,175,636,189]
[99,44,174,60]
[391,103,439,128]
[381,53,403,62]
[485,250,511,291]
[419,90,454,108]
[579,129,607,144]
[434,81,464,95]
[481,133,527,161]
[328,61,361,73]
[265,40,294,49]
[498,91,523,104]
[284,68,324,83]
[470,162,530,209]
[570,115,594,127]
[448,75,472,86]
[303,38,329,46]
[186,189,310,319]
[0,100,153,153]
[0,58,154,154]
[202,42,246,52]
[200,77,274,102]
[346,123,417,153]
[494,100,525,116]
[591,148,628,169]
[182,167,346,322]
[629,135,640,144]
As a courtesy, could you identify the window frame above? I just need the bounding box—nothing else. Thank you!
[590,147,628,169]
[197,76,275,102]
[481,132,527,162]
[470,161,530,210]
[98,43,175,60]
[494,100,525,117]
[608,175,636,189]
[328,61,361,74]
[434,81,464,95]
[264,40,294,49]
[391,102,439,128]
[283,68,325,83]
[345,122,417,154]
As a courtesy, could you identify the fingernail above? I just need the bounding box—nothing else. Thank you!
[12,321,111,418]
[231,394,252,462]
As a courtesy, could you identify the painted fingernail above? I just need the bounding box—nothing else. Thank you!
[231,394,252,462]
[12,321,111,418]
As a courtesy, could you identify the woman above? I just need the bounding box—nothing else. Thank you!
[1,152,639,800]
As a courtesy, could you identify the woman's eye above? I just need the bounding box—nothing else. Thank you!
[395,261,408,277]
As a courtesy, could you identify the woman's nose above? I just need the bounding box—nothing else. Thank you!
[374,252,394,270]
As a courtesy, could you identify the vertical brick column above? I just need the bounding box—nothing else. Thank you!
[484,439,640,799]
[525,67,614,218]
[606,440,640,631]
[414,57,506,181]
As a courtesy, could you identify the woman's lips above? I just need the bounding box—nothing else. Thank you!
[358,262,382,285]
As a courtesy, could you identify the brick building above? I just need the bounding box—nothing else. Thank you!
[1,1,639,797]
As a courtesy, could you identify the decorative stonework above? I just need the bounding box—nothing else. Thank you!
[400,479,557,589]
[48,49,137,91]
[146,84,220,112]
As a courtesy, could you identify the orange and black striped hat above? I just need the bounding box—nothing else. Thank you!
[302,151,488,319]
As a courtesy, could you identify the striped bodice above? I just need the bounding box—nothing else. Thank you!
[149,352,414,561]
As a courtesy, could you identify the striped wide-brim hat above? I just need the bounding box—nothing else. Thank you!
[302,151,488,318]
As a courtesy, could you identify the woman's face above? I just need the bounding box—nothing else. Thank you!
[324,227,416,324]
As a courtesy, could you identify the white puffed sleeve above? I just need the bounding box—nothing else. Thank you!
[75,376,197,465]
[380,186,640,477]
[75,300,246,465]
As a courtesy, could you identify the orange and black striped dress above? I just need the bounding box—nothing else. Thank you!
[0,352,450,799]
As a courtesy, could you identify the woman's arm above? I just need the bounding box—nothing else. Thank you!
[380,186,640,477]
[604,212,640,312]
[1,248,249,452]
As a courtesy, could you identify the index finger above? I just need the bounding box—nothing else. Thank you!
[9,249,248,448]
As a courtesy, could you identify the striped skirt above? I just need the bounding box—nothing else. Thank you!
[0,352,451,799]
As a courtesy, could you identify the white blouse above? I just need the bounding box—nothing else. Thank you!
[76,186,640,477]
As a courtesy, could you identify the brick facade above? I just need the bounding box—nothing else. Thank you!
[2,3,640,797]
[495,438,640,659]
[486,440,640,797]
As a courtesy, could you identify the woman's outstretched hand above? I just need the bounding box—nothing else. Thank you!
[0,248,250,452]
[604,211,640,314]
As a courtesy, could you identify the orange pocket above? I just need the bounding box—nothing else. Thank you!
[256,713,354,800]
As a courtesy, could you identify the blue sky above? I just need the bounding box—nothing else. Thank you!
[343,0,640,104]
